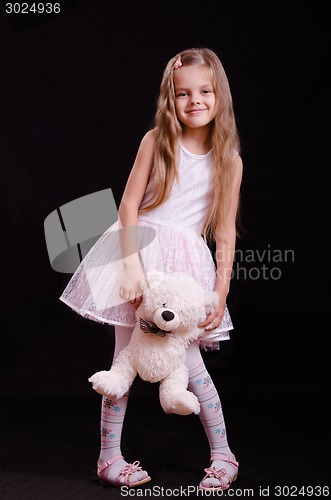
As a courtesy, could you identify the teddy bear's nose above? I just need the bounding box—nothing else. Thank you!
[161,310,175,322]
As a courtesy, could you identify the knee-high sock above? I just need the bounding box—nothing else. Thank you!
[97,325,149,484]
[99,325,132,462]
[186,341,231,457]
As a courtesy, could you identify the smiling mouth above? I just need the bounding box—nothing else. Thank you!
[187,109,208,114]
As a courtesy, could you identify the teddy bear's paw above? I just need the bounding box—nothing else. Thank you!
[161,391,200,416]
[88,371,125,400]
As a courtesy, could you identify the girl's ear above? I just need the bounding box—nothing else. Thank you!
[204,291,219,314]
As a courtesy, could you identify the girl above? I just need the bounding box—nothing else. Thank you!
[60,47,243,491]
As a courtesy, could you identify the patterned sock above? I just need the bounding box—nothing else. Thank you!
[97,326,149,485]
[99,393,128,461]
[186,342,237,488]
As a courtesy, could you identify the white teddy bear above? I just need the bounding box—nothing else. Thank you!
[88,271,219,416]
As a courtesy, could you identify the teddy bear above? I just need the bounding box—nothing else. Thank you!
[88,271,219,416]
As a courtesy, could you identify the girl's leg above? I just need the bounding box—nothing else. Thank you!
[97,325,150,486]
[186,341,238,489]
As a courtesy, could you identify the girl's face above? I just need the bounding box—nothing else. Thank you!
[173,65,216,131]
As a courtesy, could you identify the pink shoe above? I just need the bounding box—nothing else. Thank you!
[199,453,239,491]
[97,454,151,488]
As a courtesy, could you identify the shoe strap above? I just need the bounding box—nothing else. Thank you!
[97,454,124,474]
[210,453,239,468]
[116,460,143,487]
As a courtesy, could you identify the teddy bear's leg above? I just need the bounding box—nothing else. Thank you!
[159,365,200,415]
[89,348,137,400]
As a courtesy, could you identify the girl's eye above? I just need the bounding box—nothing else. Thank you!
[176,92,187,97]
[202,90,213,94]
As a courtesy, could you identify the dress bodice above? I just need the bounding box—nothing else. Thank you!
[138,141,214,236]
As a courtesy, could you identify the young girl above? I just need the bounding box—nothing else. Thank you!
[60,47,243,491]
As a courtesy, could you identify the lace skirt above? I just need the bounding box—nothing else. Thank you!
[59,220,234,345]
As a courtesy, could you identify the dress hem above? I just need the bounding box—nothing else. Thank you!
[59,295,233,340]
[59,296,136,328]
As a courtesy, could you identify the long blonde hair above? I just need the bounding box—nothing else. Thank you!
[139,47,241,241]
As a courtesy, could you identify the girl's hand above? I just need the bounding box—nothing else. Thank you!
[198,300,226,331]
[119,261,144,309]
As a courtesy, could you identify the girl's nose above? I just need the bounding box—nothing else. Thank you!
[191,95,201,105]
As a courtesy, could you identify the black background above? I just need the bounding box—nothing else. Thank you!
[0,1,329,498]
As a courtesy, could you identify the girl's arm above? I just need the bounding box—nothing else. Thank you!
[118,129,156,306]
[199,154,243,329]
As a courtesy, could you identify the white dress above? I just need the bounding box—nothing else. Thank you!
[60,140,235,346]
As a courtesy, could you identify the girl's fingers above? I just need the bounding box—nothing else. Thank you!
[120,288,143,306]
[119,289,131,302]
[205,317,219,330]
[199,312,216,328]
[133,296,143,309]
[199,311,223,329]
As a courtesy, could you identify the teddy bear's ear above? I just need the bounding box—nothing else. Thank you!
[140,271,165,292]
[204,291,219,314]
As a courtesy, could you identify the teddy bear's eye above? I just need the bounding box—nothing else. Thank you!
[162,303,167,308]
